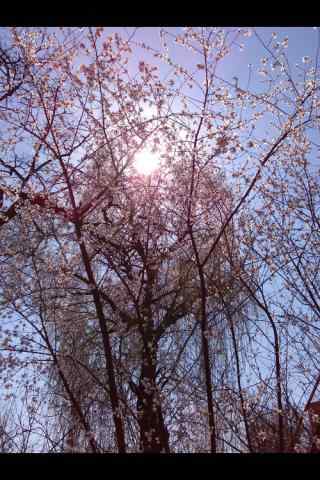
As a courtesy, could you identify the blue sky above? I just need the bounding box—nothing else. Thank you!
[106,26,319,85]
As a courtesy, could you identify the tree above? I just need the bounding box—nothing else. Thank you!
[1,26,320,453]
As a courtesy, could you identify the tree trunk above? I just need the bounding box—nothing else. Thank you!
[137,342,170,453]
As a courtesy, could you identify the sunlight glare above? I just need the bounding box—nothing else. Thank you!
[134,149,160,175]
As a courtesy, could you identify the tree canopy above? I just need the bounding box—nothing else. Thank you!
[0,26,320,453]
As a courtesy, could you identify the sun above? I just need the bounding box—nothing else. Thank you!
[134,149,160,175]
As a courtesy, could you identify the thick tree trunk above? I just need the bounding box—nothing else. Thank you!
[137,343,170,453]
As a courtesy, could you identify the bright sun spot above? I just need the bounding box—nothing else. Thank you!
[134,149,160,175]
